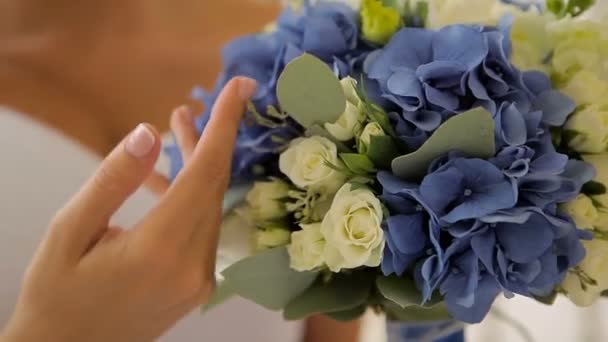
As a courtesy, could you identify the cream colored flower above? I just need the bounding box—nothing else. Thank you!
[564,105,608,153]
[360,122,385,147]
[561,194,599,230]
[325,77,366,141]
[254,224,292,251]
[582,154,608,210]
[246,180,290,222]
[288,223,326,271]
[321,183,385,272]
[563,239,608,306]
[279,136,347,194]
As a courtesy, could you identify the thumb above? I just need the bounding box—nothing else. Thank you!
[50,123,161,258]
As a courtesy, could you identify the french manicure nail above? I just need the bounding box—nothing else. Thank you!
[238,77,258,100]
[174,105,192,122]
[125,124,156,158]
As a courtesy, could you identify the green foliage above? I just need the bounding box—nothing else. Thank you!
[202,281,235,312]
[376,275,443,308]
[221,247,318,310]
[582,181,607,196]
[391,107,495,180]
[277,54,346,128]
[340,153,377,175]
[325,305,368,321]
[547,0,596,18]
[305,124,353,153]
[366,135,401,169]
[283,272,374,320]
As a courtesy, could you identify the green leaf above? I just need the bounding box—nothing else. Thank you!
[222,247,318,311]
[305,124,353,153]
[376,275,443,308]
[546,0,565,15]
[391,108,495,180]
[534,291,559,306]
[602,290,608,297]
[566,0,595,17]
[283,272,374,320]
[277,53,346,128]
[382,300,451,322]
[340,153,377,175]
[325,305,368,321]
[583,181,607,196]
[367,135,401,169]
[202,281,235,312]
[376,275,422,308]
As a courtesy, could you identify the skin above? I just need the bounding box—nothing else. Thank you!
[0,0,282,155]
[0,77,256,342]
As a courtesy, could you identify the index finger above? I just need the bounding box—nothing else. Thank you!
[154,77,257,220]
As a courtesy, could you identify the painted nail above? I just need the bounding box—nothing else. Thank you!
[174,105,192,122]
[125,124,155,158]
[238,77,258,100]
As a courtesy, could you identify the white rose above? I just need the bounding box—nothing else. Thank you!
[324,77,365,141]
[560,194,599,230]
[560,70,608,107]
[564,105,608,153]
[246,180,290,221]
[288,223,326,271]
[424,0,531,29]
[321,183,385,272]
[279,136,347,194]
[254,224,292,251]
[582,154,608,210]
[360,122,385,147]
[563,239,608,306]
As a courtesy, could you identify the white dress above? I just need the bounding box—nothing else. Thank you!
[0,107,303,342]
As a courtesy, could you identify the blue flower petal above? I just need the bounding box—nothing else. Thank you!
[533,90,576,126]
[432,25,488,70]
[387,214,429,255]
[495,213,554,263]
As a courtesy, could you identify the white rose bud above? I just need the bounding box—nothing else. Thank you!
[321,183,385,272]
[246,180,290,221]
[324,77,365,141]
[582,154,608,210]
[254,224,292,251]
[215,205,256,280]
[288,223,326,271]
[562,239,608,306]
[564,105,608,153]
[560,194,599,230]
[359,122,386,150]
[279,136,347,194]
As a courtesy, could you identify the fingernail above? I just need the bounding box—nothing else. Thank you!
[174,105,192,122]
[238,77,258,100]
[125,124,156,158]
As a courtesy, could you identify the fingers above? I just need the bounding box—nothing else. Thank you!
[50,123,161,259]
[144,77,256,255]
[161,77,257,211]
[144,172,170,196]
[170,105,198,162]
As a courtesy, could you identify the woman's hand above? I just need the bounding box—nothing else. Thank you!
[0,77,257,342]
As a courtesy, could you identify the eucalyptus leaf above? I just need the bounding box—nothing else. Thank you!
[325,305,368,322]
[340,153,377,175]
[602,290,608,297]
[222,247,318,311]
[534,291,559,306]
[377,275,422,308]
[305,124,352,153]
[391,108,495,180]
[383,300,452,322]
[202,281,235,312]
[277,53,346,128]
[283,272,374,320]
[367,135,400,169]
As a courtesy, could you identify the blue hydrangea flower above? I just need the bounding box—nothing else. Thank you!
[166,2,366,183]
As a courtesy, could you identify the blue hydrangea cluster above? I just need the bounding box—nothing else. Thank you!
[373,22,595,322]
[166,2,372,182]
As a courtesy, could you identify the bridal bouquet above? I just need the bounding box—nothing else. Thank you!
[166,0,608,328]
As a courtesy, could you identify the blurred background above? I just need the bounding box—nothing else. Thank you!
[0,0,281,155]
